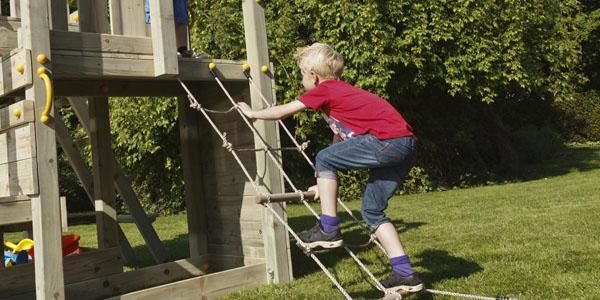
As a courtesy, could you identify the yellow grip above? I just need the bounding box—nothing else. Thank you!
[38,67,53,124]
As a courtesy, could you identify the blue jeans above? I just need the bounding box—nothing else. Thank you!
[315,134,416,231]
[145,0,189,24]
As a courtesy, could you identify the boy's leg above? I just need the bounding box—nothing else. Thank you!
[318,177,338,217]
[361,152,423,292]
[173,0,191,56]
[298,135,378,248]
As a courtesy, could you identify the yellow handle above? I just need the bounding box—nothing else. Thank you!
[38,67,53,124]
[4,241,18,251]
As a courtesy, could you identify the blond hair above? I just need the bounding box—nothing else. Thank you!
[294,43,344,79]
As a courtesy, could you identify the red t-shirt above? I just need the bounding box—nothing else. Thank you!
[299,80,413,140]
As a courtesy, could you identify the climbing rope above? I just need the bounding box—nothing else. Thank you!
[177,64,516,300]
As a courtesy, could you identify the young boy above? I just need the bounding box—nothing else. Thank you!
[145,0,193,57]
[237,43,423,293]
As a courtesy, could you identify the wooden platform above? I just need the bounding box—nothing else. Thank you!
[0,18,249,98]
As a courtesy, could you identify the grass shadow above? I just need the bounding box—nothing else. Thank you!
[518,145,600,180]
[124,233,189,269]
[289,212,427,278]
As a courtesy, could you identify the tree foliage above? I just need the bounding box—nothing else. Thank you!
[59,1,599,212]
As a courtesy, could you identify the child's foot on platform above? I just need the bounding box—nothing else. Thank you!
[297,223,343,249]
[381,272,424,294]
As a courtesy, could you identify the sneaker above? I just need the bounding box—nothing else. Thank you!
[381,272,424,293]
[297,223,343,249]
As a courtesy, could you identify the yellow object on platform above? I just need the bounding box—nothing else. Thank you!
[4,239,34,253]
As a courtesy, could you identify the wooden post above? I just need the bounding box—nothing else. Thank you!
[110,0,146,36]
[54,112,137,265]
[242,0,292,283]
[77,0,109,33]
[49,0,68,30]
[88,97,120,249]
[9,0,19,17]
[19,0,65,298]
[177,96,208,257]
[78,0,120,250]
[149,0,178,77]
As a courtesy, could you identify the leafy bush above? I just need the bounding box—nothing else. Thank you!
[512,125,564,163]
[400,166,434,195]
[554,91,600,142]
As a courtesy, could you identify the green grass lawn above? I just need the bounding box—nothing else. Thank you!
[5,144,599,299]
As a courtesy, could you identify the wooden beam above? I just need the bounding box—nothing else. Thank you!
[50,31,153,55]
[64,255,210,300]
[105,263,266,300]
[19,0,65,297]
[0,247,122,298]
[66,97,167,263]
[149,0,178,77]
[242,0,291,284]
[178,96,209,258]
[0,199,31,226]
[54,113,139,265]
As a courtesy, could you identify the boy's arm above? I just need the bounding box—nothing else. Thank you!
[237,100,307,120]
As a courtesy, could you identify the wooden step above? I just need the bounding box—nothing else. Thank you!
[255,191,316,204]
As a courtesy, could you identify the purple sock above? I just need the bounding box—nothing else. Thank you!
[319,214,340,234]
[389,255,415,276]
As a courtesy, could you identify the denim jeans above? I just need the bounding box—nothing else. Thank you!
[315,134,416,231]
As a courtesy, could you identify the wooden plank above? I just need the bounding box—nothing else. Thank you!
[9,0,19,17]
[53,78,247,98]
[0,247,122,298]
[0,49,33,96]
[77,0,109,34]
[110,0,146,37]
[178,96,209,258]
[67,97,167,263]
[0,158,38,198]
[52,54,154,79]
[149,0,178,77]
[54,113,139,265]
[49,55,248,80]
[0,123,36,164]
[0,99,35,132]
[0,199,31,226]
[108,0,123,35]
[49,31,153,55]
[242,0,291,284]
[49,0,68,30]
[64,255,210,300]
[104,263,267,300]
[209,254,265,272]
[0,18,19,57]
